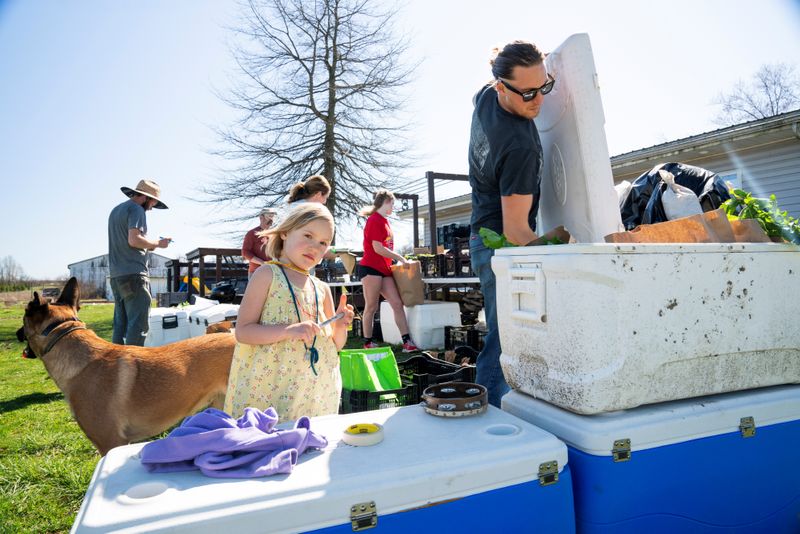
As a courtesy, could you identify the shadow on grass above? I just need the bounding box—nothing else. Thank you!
[0,392,64,413]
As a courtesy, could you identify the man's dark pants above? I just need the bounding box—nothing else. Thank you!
[470,234,511,407]
[110,274,151,346]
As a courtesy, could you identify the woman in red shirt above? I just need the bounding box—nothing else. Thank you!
[357,190,419,352]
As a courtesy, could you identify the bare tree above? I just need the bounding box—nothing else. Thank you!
[205,0,418,221]
[713,63,800,126]
[0,255,25,285]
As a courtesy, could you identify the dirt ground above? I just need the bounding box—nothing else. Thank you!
[1,289,109,307]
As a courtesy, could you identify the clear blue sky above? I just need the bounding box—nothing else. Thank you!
[2,0,799,278]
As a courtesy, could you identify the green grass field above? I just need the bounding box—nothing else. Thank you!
[0,303,112,533]
[0,299,386,532]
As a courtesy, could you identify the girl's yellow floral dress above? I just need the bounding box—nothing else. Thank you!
[224,264,341,421]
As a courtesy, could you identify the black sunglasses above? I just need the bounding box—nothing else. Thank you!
[499,73,556,102]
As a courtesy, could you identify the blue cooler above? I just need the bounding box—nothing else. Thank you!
[502,385,800,533]
[72,405,575,533]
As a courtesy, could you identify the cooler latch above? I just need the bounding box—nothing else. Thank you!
[538,461,559,486]
[350,501,377,531]
[612,439,631,462]
[739,416,756,438]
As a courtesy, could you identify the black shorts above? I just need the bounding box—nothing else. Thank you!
[357,264,390,278]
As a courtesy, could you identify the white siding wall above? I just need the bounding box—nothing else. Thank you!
[613,138,800,218]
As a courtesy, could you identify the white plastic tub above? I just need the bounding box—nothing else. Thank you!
[188,303,239,337]
[379,300,461,349]
[144,307,190,347]
[493,242,800,414]
[71,405,574,533]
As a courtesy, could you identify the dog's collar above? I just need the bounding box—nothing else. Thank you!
[40,317,86,356]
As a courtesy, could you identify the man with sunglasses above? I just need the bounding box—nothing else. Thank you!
[242,208,277,280]
[467,40,555,407]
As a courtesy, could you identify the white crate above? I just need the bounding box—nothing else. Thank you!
[188,303,239,337]
[144,308,190,347]
[493,242,800,414]
[72,406,574,533]
[379,300,461,349]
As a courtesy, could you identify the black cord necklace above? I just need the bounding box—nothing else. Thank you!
[277,265,320,376]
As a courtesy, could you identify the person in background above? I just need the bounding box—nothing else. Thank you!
[108,179,171,346]
[356,190,419,352]
[225,203,354,421]
[468,40,554,406]
[287,174,331,206]
[242,208,277,279]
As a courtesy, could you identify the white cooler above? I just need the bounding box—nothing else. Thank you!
[490,33,800,413]
[379,300,461,349]
[494,242,800,413]
[502,386,800,532]
[144,307,190,347]
[71,405,575,533]
[188,303,239,338]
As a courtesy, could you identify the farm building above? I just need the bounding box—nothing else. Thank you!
[67,252,173,300]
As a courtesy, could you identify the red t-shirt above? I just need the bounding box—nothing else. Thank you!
[242,225,270,274]
[359,212,393,276]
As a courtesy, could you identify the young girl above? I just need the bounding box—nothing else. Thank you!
[357,190,419,352]
[224,203,355,421]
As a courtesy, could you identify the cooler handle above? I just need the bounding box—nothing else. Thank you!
[509,265,546,323]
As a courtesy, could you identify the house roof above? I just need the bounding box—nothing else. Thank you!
[611,108,800,180]
[68,252,174,269]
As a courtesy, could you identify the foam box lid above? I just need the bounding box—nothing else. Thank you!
[536,33,623,243]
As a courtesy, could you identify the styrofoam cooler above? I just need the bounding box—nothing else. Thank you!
[493,242,800,413]
[144,307,190,347]
[71,405,575,533]
[379,300,461,349]
[502,386,800,533]
[188,303,239,337]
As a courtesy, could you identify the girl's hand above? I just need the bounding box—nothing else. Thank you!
[287,321,321,345]
[335,294,355,327]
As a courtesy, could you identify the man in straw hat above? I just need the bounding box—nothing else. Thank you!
[241,207,277,280]
[108,179,172,345]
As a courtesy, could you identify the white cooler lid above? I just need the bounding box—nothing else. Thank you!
[502,385,800,456]
[191,303,240,323]
[72,406,567,533]
[536,33,622,243]
[147,308,187,323]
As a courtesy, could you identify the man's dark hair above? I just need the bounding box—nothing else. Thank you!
[490,41,544,80]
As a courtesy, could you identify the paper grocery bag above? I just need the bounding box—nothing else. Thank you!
[604,209,736,244]
[391,261,424,307]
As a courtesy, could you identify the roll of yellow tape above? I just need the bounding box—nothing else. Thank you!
[342,423,384,446]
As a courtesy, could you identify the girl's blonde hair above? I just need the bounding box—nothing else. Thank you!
[257,202,335,260]
[359,189,395,217]
[287,175,331,203]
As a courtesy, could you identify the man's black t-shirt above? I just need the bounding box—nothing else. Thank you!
[468,84,543,236]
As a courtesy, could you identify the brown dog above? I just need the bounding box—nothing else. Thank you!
[16,277,235,455]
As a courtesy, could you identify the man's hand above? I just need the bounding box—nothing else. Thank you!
[157,237,172,249]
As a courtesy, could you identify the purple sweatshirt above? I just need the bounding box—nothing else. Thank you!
[140,407,328,478]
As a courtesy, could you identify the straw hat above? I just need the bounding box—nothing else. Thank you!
[259,208,278,217]
[121,179,168,209]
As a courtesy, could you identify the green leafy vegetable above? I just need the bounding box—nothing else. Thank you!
[479,227,517,249]
[721,188,800,244]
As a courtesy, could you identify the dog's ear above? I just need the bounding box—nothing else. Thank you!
[31,292,48,308]
[57,277,81,311]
